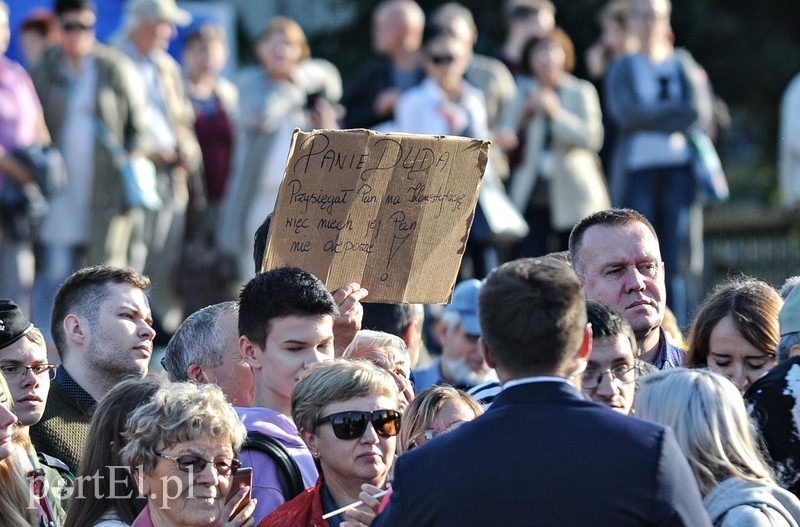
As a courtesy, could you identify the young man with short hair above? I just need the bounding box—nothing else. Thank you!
[0,299,68,524]
[29,266,154,471]
[237,266,339,523]
[582,300,655,414]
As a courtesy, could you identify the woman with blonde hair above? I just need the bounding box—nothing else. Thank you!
[0,372,37,526]
[636,368,800,526]
[397,385,482,455]
[684,277,782,393]
[260,360,401,526]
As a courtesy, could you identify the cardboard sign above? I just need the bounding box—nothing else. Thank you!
[262,129,489,304]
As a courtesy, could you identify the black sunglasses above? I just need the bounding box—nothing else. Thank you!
[429,54,456,65]
[156,452,242,476]
[317,409,402,440]
[62,21,95,32]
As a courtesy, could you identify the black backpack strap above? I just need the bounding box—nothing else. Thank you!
[243,431,306,500]
[37,452,72,476]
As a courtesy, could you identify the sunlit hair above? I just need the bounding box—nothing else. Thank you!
[684,277,782,368]
[120,383,246,474]
[635,368,775,495]
[344,330,409,366]
[65,377,164,527]
[779,275,800,299]
[292,359,399,434]
[22,327,45,349]
[397,385,483,455]
[0,374,35,526]
[257,16,310,63]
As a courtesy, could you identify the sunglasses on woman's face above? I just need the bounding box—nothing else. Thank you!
[317,409,402,440]
[156,452,242,476]
[428,54,456,66]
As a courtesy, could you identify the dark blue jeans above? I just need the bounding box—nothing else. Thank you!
[624,163,696,327]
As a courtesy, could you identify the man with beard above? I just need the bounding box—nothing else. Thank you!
[415,279,498,391]
[29,266,155,472]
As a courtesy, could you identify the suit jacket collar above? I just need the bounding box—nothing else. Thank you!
[53,367,96,413]
[491,379,585,409]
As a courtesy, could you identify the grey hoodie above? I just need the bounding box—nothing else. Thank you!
[704,477,800,527]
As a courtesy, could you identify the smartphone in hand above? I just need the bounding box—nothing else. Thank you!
[227,467,253,518]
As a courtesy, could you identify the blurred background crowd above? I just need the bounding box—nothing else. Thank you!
[2,0,800,343]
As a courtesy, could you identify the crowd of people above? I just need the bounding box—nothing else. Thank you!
[1,0,727,334]
[1,0,800,525]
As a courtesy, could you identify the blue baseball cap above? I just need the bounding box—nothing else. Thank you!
[445,279,482,336]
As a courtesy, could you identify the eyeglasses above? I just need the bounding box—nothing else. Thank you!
[429,54,456,66]
[0,364,58,381]
[62,21,95,32]
[582,364,637,389]
[156,452,241,477]
[407,421,466,450]
[317,409,402,440]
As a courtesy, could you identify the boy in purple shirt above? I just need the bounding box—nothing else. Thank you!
[237,266,339,523]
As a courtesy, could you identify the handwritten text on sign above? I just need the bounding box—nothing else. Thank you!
[263,129,489,304]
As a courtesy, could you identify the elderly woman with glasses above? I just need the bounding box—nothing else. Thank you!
[120,382,255,527]
[259,360,401,527]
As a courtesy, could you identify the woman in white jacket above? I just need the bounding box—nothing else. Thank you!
[495,27,608,258]
[636,368,800,527]
[394,26,497,277]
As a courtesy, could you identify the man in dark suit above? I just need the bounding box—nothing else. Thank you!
[372,257,710,527]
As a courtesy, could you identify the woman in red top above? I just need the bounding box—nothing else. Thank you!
[260,360,401,527]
